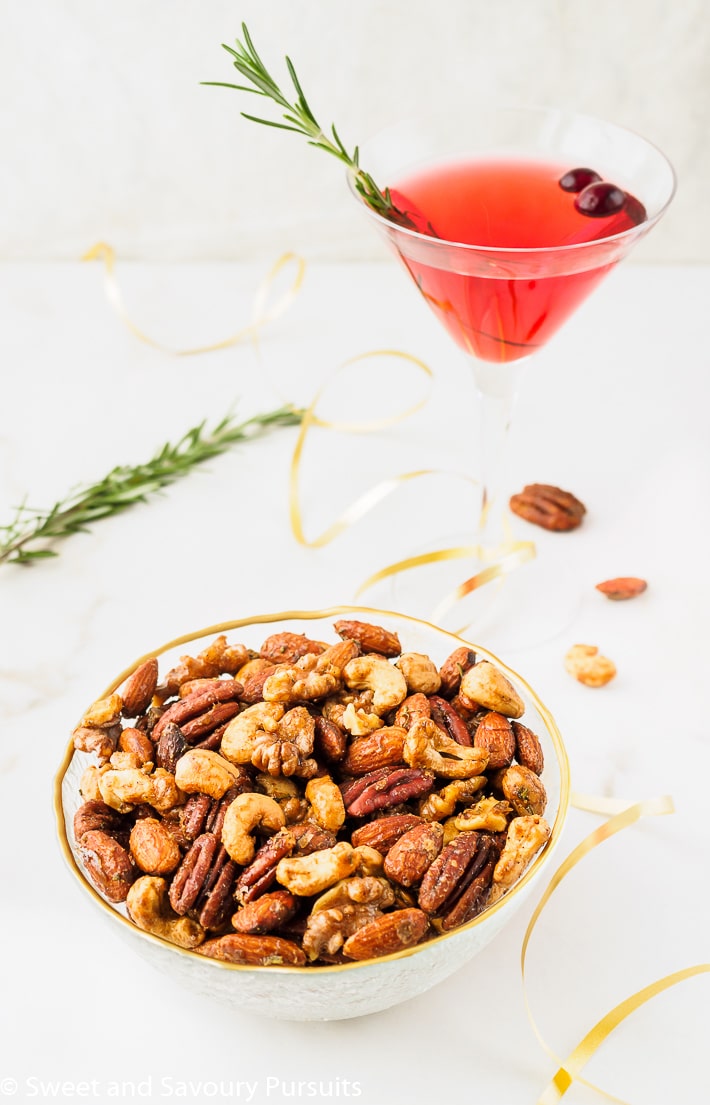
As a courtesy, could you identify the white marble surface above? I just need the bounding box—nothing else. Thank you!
[1,0,708,263]
[1,259,709,1103]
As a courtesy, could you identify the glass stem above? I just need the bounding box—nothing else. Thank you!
[471,360,525,551]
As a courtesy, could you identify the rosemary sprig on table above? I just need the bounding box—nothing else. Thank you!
[0,406,302,567]
[203,23,418,231]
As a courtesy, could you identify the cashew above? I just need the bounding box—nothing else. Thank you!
[79,766,102,802]
[276,841,357,896]
[404,717,489,780]
[352,845,384,876]
[108,751,144,771]
[343,654,408,715]
[126,876,205,949]
[459,661,525,718]
[98,766,182,814]
[222,793,285,865]
[491,815,551,893]
[305,775,346,833]
[396,653,442,695]
[564,644,617,687]
[220,702,284,765]
[174,748,246,799]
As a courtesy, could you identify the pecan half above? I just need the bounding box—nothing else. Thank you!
[233,823,336,905]
[180,700,241,742]
[168,832,237,930]
[428,695,472,746]
[340,767,435,817]
[152,681,243,742]
[509,483,586,531]
[342,909,429,959]
[418,832,496,929]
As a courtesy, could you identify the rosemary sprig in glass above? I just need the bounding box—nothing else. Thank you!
[0,405,302,566]
[203,23,420,232]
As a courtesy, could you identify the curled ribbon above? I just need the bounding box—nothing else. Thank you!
[85,245,535,624]
[287,348,471,548]
[82,243,305,355]
[286,350,534,607]
[527,793,709,1103]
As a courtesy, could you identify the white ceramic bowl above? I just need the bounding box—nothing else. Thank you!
[55,606,570,1021]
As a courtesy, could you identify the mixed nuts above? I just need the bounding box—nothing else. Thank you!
[70,620,552,967]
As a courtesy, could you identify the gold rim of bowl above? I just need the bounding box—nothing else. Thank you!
[54,605,571,975]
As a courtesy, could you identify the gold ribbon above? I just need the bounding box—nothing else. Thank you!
[85,244,535,621]
[82,243,305,355]
[285,347,534,606]
[288,349,438,547]
[526,793,709,1103]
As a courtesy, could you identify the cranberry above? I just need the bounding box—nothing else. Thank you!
[623,193,648,226]
[574,181,626,217]
[558,167,602,193]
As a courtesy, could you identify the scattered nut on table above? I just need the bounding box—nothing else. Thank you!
[70,620,553,965]
[564,643,617,687]
[595,577,648,601]
[509,483,586,531]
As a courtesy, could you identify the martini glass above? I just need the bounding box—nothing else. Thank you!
[349,106,675,648]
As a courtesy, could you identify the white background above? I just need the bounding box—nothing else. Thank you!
[1,4,709,1104]
[1,0,709,261]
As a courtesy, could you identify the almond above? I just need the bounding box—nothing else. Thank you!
[342,908,429,959]
[121,658,159,717]
[595,576,647,601]
[341,726,407,775]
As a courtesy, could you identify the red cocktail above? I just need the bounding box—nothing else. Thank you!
[350,107,675,638]
[390,158,646,362]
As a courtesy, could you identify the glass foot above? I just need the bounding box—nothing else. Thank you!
[379,532,582,655]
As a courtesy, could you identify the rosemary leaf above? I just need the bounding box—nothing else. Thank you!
[0,405,302,568]
[204,23,421,231]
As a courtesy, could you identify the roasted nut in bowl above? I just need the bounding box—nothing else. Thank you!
[55,607,569,1021]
